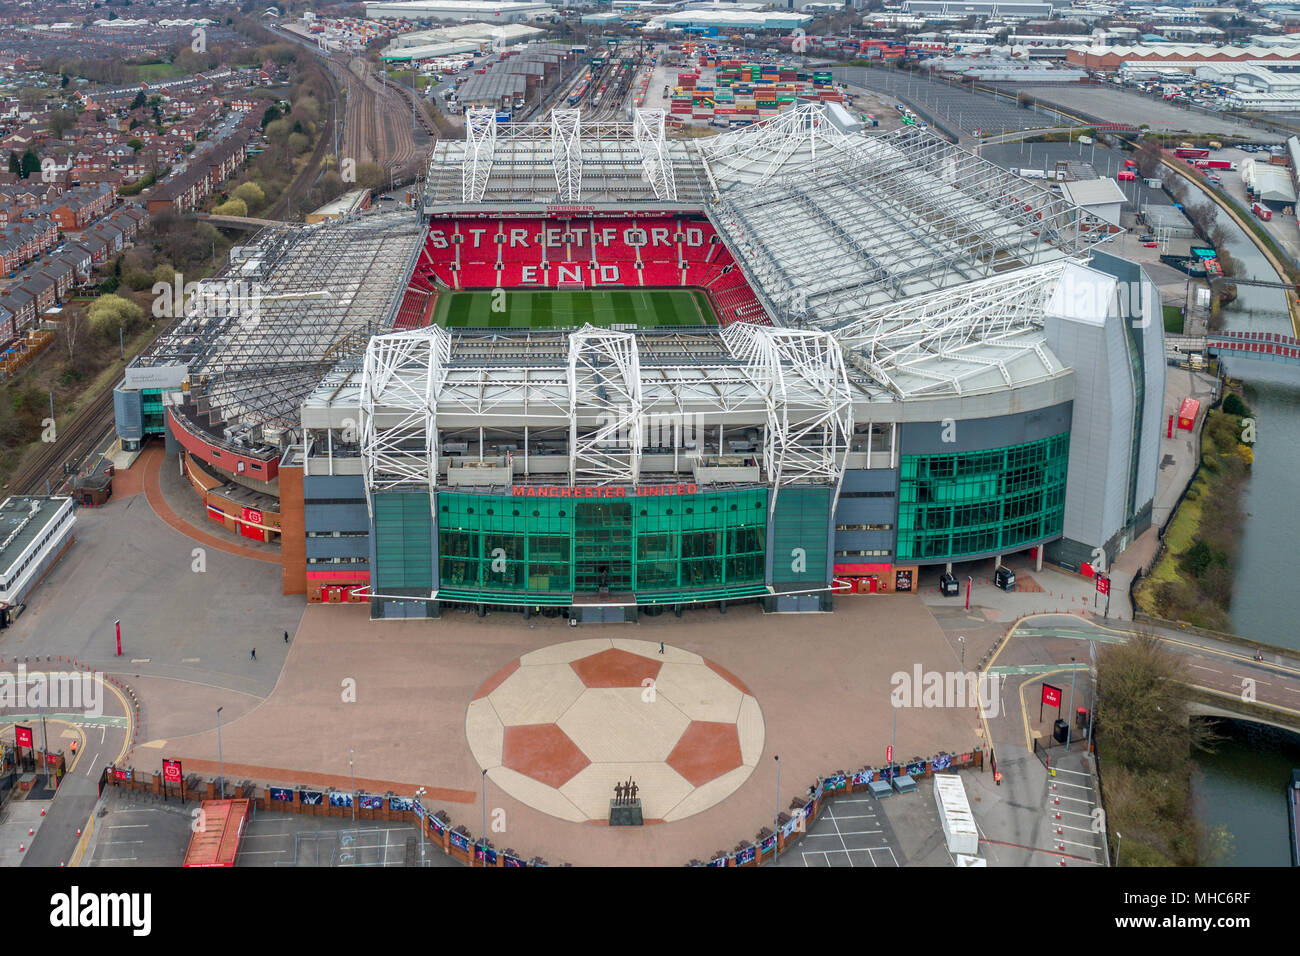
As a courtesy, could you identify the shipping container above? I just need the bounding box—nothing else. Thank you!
[1177,397,1200,430]
[1174,147,1210,159]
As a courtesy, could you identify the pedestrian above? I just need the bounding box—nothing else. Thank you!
[251,647,256,661]
[284,630,289,644]
[659,641,664,655]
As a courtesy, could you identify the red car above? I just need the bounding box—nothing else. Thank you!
[1142,240,1158,247]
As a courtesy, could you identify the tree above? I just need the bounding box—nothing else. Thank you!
[213,198,248,217]
[126,138,143,152]
[260,104,281,129]
[355,161,384,191]
[131,90,146,111]
[58,310,86,363]
[231,181,265,211]
[60,73,70,89]
[19,149,40,178]
[88,294,144,337]
[46,109,77,138]
[6,152,18,176]
[287,132,309,155]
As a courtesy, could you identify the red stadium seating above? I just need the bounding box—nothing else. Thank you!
[392,287,435,330]
[411,215,770,325]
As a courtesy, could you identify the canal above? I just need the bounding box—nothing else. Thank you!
[1184,205,1300,866]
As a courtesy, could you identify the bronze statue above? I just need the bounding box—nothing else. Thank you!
[614,781,625,803]
[629,781,638,802]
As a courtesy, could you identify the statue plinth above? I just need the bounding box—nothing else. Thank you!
[609,799,643,826]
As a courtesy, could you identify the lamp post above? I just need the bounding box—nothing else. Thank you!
[958,635,966,673]
[415,786,426,868]
[773,754,780,852]
[1066,657,1077,751]
[216,706,224,800]
[480,768,488,865]
[1115,831,1123,868]
[349,747,356,822]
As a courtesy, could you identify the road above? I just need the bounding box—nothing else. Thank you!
[8,671,134,867]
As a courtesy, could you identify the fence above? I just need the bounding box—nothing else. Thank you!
[687,747,985,867]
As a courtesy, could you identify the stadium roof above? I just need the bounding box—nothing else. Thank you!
[700,106,1100,327]
[135,211,425,436]
[424,109,710,207]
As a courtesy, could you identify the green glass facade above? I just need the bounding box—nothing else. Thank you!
[895,433,1069,561]
[770,487,832,589]
[141,389,166,436]
[434,488,770,604]
[373,492,434,595]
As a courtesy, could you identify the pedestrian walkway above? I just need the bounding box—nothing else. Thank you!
[136,447,280,564]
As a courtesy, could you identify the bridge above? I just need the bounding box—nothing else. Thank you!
[190,212,277,231]
[1166,328,1300,366]
[992,614,1300,738]
[1210,274,1299,292]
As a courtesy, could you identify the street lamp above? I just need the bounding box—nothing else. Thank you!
[1115,831,1123,868]
[480,768,488,864]
[1066,657,1077,751]
[958,635,966,672]
[216,706,224,800]
[414,786,426,867]
[349,748,356,822]
[773,754,781,852]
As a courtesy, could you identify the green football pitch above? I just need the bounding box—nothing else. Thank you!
[431,289,717,330]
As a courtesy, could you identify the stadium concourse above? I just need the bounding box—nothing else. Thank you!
[113,103,1166,624]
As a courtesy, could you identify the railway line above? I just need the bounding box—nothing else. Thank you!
[6,376,115,497]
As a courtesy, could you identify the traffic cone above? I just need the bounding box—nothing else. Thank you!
[18,844,23,852]
[75,828,81,837]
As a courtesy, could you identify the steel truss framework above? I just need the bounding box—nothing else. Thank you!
[568,325,643,483]
[722,323,853,488]
[356,326,853,492]
[461,107,497,203]
[832,260,1071,398]
[551,108,583,203]
[427,108,698,205]
[704,117,1098,329]
[633,108,677,202]
[137,214,424,442]
[698,102,855,191]
[360,325,452,505]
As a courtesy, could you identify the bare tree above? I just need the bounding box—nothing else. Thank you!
[59,310,85,363]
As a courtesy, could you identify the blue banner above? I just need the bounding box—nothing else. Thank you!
[269,786,293,802]
[707,856,727,867]
[851,770,873,786]
[389,795,413,812]
[735,846,756,866]
[759,834,777,854]
[413,799,425,820]
[299,789,323,805]
[328,791,353,808]
[503,853,524,867]
[359,794,383,810]
[449,831,470,852]
[906,760,924,777]
[932,753,952,771]
[824,774,846,792]
[430,815,445,837]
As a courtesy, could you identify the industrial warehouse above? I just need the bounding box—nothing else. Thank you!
[113,103,1164,622]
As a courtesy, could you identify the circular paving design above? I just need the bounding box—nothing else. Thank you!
[466,639,764,823]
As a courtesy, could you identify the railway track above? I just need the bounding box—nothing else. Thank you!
[6,383,115,497]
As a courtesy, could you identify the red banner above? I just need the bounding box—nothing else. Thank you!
[241,507,263,525]
[14,725,32,749]
[1096,575,1110,595]
[163,759,182,784]
[1041,683,1062,708]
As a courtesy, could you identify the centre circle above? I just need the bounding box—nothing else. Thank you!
[466,639,765,823]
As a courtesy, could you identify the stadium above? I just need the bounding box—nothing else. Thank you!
[114,103,1165,621]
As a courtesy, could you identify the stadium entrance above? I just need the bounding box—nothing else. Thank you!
[574,501,633,593]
